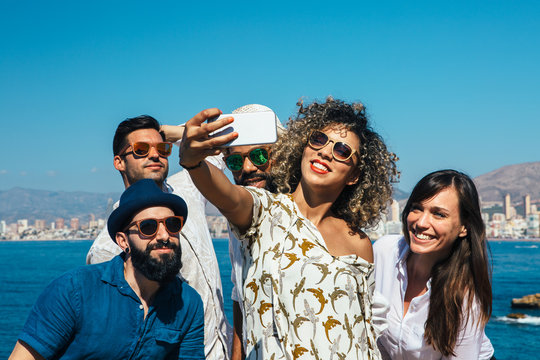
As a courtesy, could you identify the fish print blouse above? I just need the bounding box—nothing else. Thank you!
[231,187,381,360]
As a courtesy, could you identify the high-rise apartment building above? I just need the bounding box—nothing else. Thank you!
[55,218,65,230]
[70,218,80,230]
[391,199,400,222]
[17,219,28,234]
[523,194,531,217]
[34,219,46,230]
[504,194,512,220]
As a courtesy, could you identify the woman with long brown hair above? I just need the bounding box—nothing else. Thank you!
[374,169,494,359]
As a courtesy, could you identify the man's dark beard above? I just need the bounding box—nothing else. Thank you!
[238,172,272,188]
[129,240,182,284]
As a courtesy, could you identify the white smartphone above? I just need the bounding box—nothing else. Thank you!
[208,111,278,147]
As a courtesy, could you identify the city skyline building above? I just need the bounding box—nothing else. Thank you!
[34,219,46,231]
[524,194,531,217]
[55,218,65,230]
[391,200,400,223]
[504,194,512,220]
[17,219,28,234]
[70,218,79,231]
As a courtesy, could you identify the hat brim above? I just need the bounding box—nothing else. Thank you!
[107,191,188,241]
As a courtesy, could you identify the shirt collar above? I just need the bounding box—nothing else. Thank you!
[162,179,173,193]
[396,236,410,277]
[101,254,129,288]
[100,254,181,298]
[396,236,432,290]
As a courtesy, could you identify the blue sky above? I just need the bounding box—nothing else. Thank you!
[1,0,539,194]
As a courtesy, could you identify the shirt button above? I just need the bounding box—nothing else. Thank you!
[139,305,143,310]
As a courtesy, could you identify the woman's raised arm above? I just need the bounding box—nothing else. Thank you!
[179,108,254,232]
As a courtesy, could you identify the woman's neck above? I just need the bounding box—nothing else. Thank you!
[406,252,436,283]
[292,181,337,226]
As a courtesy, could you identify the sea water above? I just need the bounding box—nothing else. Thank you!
[0,240,538,359]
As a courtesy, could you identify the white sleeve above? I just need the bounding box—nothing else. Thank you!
[371,290,390,337]
[86,200,122,264]
[85,223,122,264]
[229,230,241,302]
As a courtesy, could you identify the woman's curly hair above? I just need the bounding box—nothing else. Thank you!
[270,97,399,233]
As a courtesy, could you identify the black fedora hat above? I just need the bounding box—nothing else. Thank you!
[107,179,188,241]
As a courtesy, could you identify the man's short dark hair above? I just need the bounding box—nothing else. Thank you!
[113,115,165,155]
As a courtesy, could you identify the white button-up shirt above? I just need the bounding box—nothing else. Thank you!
[373,235,494,360]
[86,155,232,360]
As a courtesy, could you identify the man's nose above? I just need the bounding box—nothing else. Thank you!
[147,145,160,159]
[155,222,170,241]
[243,156,258,172]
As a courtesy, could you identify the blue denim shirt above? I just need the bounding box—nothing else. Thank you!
[19,255,205,359]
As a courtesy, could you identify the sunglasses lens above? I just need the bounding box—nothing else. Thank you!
[225,155,243,171]
[138,219,158,236]
[132,142,150,156]
[309,131,328,148]
[156,142,173,157]
[248,148,269,166]
[333,142,353,161]
[165,216,183,233]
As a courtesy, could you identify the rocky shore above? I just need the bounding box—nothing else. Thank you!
[511,293,540,309]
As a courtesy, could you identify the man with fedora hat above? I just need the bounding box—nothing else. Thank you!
[10,179,205,360]
[86,115,232,359]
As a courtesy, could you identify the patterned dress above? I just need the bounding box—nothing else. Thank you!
[231,187,381,360]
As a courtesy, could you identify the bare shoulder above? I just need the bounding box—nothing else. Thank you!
[350,229,374,263]
[321,218,374,262]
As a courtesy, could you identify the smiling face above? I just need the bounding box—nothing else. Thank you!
[122,206,182,283]
[114,128,169,188]
[300,125,360,194]
[406,186,468,263]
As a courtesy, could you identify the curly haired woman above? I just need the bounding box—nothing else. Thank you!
[179,97,398,359]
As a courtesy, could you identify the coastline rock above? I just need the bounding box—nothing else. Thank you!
[511,293,540,309]
[507,313,527,319]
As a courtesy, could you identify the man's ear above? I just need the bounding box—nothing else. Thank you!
[116,232,129,252]
[114,155,126,172]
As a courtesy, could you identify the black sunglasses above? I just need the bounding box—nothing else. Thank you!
[124,216,184,237]
[223,148,270,172]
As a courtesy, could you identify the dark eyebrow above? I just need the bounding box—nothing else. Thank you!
[430,206,450,214]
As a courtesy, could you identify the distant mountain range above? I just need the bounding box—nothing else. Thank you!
[1,161,538,224]
[474,161,540,203]
[0,188,120,224]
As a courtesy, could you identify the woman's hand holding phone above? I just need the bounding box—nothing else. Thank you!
[179,108,238,169]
